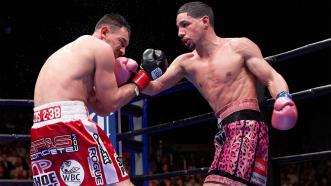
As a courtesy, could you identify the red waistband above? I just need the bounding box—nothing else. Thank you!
[215,99,260,120]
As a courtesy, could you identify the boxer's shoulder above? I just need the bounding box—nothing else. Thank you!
[173,52,194,65]
[74,35,110,49]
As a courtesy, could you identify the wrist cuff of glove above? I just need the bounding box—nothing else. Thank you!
[132,69,151,92]
[276,91,292,99]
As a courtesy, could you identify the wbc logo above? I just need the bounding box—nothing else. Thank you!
[60,160,85,186]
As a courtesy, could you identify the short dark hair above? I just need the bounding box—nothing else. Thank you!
[177,1,214,28]
[94,13,131,36]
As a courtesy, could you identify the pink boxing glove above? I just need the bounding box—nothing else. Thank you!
[114,57,138,86]
[272,91,298,130]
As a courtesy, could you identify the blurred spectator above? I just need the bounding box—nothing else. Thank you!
[0,141,31,180]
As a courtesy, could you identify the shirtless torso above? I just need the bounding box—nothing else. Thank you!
[180,38,258,114]
[34,35,96,106]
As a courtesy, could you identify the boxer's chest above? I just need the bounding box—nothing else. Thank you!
[185,50,244,85]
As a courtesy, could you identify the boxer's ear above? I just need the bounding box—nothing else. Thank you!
[100,25,110,39]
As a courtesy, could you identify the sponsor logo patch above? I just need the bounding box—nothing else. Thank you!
[151,67,163,80]
[93,133,111,164]
[60,160,85,186]
[87,147,104,185]
[114,153,128,177]
[34,106,61,123]
[31,159,60,186]
[30,134,79,160]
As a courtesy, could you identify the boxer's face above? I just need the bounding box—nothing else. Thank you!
[106,26,130,58]
[176,13,204,51]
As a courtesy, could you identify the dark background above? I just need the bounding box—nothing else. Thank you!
[0,0,330,157]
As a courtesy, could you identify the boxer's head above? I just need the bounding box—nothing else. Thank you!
[94,13,131,58]
[177,1,214,28]
[176,1,214,50]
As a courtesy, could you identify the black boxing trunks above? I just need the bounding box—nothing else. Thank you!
[30,101,129,185]
[204,99,268,186]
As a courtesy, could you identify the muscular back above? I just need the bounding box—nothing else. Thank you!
[34,35,97,106]
[183,38,258,114]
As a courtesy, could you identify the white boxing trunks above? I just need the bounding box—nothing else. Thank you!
[30,101,129,186]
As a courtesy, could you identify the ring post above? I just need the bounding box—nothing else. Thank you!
[142,98,149,186]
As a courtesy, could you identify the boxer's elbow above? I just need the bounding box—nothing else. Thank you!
[93,108,110,117]
[103,100,119,113]
[97,95,118,113]
[86,99,111,116]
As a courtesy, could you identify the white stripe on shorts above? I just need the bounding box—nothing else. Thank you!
[81,118,119,184]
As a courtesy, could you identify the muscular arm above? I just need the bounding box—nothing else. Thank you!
[93,42,136,113]
[142,56,186,96]
[239,38,289,98]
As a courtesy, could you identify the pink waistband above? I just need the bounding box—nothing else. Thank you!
[215,99,260,120]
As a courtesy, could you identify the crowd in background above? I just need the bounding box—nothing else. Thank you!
[0,136,330,185]
[280,160,331,186]
[1,139,331,185]
[142,141,331,186]
[0,141,31,180]
[0,129,331,185]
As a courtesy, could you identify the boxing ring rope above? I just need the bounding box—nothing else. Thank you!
[0,134,30,141]
[264,84,331,105]
[0,99,34,106]
[1,83,330,141]
[0,38,330,185]
[132,167,209,182]
[272,150,331,163]
[117,112,215,140]
[117,84,331,139]
[265,38,331,64]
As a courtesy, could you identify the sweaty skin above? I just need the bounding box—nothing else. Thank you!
[143,13,288,115]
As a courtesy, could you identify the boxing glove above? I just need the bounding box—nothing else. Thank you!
[271,91,298,130]
[114,57,138,86]
[132,49,168,92]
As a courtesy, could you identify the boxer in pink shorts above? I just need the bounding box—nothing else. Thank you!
[141,2,298,185]
[205,99,268,185]
[32,13,167,185]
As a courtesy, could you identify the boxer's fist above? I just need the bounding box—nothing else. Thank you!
[132,49,168,92]
[272,91,298,130]
[141,49,168,80]
[114,57,138,86]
